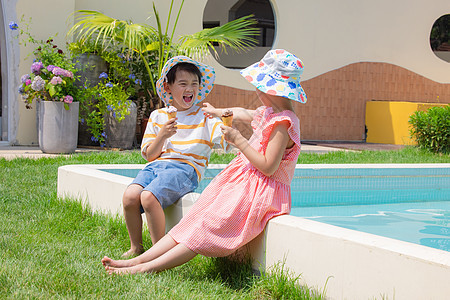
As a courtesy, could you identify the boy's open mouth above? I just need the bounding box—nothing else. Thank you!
[183,95,194,103]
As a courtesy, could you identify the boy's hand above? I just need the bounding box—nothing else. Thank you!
[159,118,177,139]
[202,102,219,118]
[220,125,245,148]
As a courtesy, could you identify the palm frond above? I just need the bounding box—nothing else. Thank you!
[178,15,259,59]
[67,10,157,53]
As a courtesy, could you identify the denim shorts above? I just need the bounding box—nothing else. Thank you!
[131,160,198,210]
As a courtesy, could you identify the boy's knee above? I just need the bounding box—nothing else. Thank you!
[140,191,161,210]
[123,186,142,208]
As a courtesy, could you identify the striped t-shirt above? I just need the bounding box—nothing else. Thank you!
[141,105,227,180]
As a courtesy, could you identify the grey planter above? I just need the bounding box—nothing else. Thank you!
[37,101,79,154]
[104,101,137,149]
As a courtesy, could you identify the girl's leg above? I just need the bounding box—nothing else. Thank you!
[122,184,145,257]
[106,243,197,275]
[102,234,178,268]
[140,191,166,245]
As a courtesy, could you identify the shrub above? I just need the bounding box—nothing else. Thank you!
[409,105,450,153]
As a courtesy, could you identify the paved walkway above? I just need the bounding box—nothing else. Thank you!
[0,142,403,160]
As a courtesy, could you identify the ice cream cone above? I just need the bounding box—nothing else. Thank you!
[221,109,233,127]
[167,106,177,119]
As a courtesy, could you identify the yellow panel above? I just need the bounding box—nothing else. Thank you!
[365,101,446,145]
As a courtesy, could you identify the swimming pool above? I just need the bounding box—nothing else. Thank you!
[102,164,450,252]
[59,163,450,299]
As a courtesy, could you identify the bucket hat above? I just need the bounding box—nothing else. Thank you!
[240,49,307,103]
[156,56,215,106]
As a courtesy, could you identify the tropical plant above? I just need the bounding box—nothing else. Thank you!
[67,0,258,107]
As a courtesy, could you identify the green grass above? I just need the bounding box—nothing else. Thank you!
[0,147,447,299]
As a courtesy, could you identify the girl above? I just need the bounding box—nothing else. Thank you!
[101,49,307,274]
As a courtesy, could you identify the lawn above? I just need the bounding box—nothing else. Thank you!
[0,147,448,299]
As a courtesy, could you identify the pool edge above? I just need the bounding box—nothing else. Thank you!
[57,163,450,299]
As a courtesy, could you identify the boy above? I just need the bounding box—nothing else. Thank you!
[122,56,227,257]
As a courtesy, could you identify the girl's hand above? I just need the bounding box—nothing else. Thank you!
[159,118,177,139]
[202,102,220,118]
[220,125,246,148]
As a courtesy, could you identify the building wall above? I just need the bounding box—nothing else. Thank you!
[4,0,450,144]
[4,0,75,145]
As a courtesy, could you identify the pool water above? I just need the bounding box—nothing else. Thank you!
[101,165,450,252]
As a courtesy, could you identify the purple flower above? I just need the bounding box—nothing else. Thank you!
[128,74,136,80]
[99,72,108,79]
[63,95,73,104]
[52,67,73,78]
[31,62,44,75]
[50,76,63,85]
[9,21,18,30]
[105,82,113,88]
[65,70,74,78]
[21,74,30,83]
[31,76,45,91]
[18,86,25,94]
[47,65,56,72]
[135,79,142,85]
[25,79,32,86]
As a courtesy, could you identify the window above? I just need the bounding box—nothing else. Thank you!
[430,14,450,63]
[203,0,275,69]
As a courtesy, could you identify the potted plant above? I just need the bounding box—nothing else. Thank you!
[69,43,141,148]
[12,17,82,154]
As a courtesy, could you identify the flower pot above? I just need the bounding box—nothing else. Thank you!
[104,101,137,149]
[74,53,107,147]
[37,101,79,154]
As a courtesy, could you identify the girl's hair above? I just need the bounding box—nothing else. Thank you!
[166,62,202,84]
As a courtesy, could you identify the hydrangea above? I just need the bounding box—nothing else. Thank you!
[63,95,73,104]
[47,65,56,72]
[25,79,32,86]
[21,74,30,83]
[31,61,44,75]
[99,72,108,79]
[18,86,25,94]
[52,67,73,78]
[31,76,45,91]
[50,76,63,85]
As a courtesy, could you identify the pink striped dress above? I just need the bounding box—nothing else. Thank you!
[168,106,301,257]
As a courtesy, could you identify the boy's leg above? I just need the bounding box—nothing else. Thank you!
[141,191,166,246]
[122,184,145,257]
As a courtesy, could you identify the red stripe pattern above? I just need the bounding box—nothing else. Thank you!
[168,106,301,257]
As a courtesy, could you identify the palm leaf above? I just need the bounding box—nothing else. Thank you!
[178,15,259,59]
[67,10,157,53]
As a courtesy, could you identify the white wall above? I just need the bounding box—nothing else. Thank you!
[6,0,450,144]
[6,0,75,145]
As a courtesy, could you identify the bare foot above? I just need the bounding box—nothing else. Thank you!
[101,256,133,268]
[105,265,141,275]
[121,248,144,258]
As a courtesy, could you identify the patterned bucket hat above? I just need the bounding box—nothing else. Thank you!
[240,49,307,103]
[156,56,216,106]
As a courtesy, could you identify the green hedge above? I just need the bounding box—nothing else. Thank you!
[409,105,449,153]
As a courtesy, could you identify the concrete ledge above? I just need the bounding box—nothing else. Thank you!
[57,164,450,300]
[57,164,200,232]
